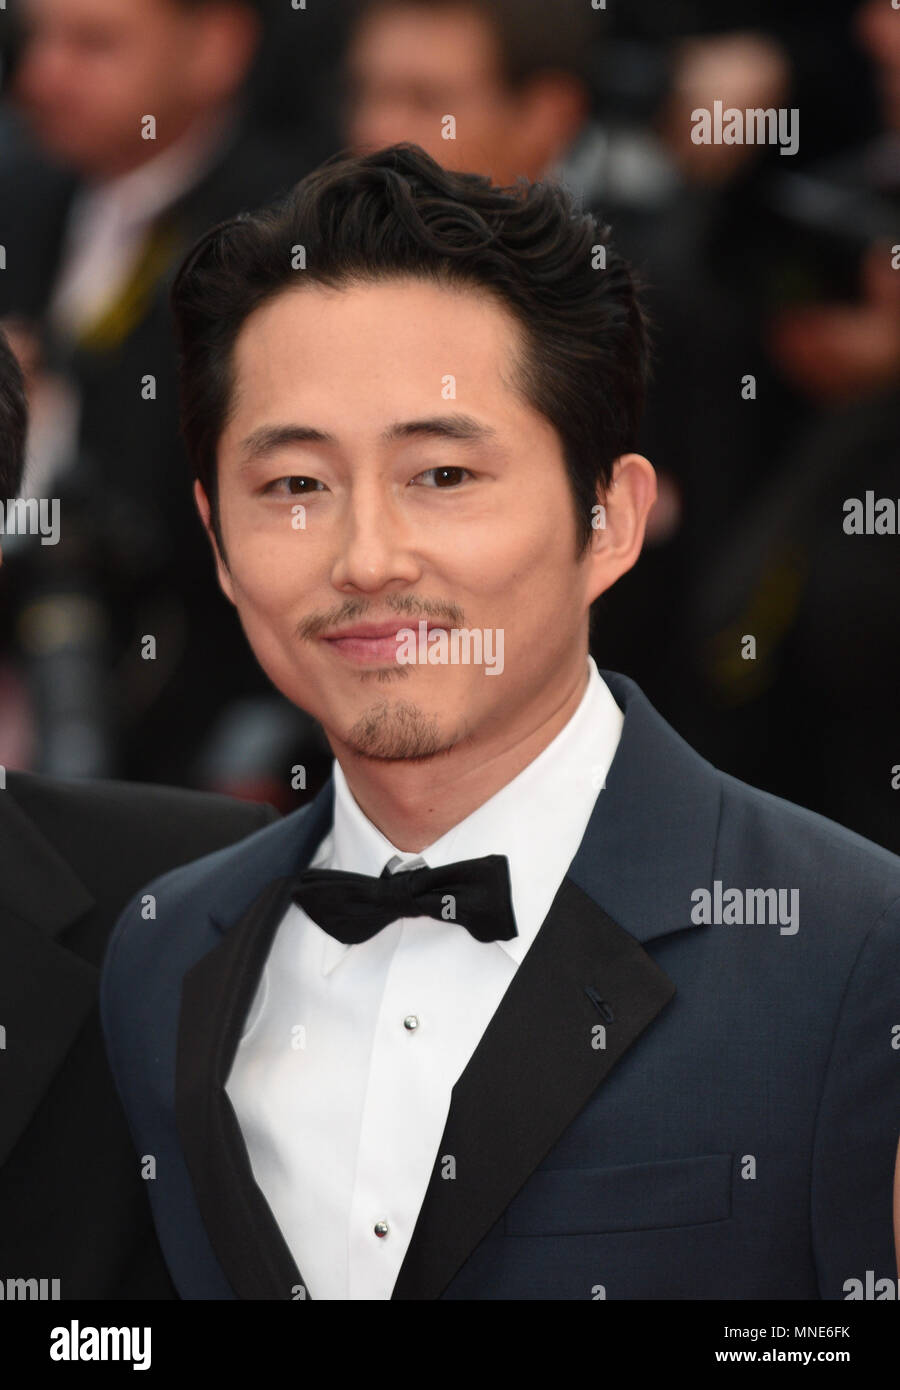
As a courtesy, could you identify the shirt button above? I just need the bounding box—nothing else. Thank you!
[374,1221,390,1238]
[403,1015,419,1031]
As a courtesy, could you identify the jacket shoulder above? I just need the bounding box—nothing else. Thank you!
[717,770,900,923]
[4,770,278,907]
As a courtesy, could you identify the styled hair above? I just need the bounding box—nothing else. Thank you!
[0,326,27,499]
[171,141,649,560]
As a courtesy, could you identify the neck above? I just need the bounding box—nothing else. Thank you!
[330,654,591,852]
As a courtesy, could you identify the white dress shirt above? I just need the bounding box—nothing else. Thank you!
[225,656,624,1300]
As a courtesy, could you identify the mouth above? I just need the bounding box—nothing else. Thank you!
[320,620,447,665]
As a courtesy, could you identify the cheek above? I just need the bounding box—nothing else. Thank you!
[219,493,320,596]
[224,565,315,705]
[225,534,313,631]
[457,506,567,604]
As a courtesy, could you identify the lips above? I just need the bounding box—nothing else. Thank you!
[321,622,420,640]
[321,620,446,665]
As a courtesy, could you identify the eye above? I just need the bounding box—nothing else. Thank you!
[261,476,326,496]
[411,466,473,488]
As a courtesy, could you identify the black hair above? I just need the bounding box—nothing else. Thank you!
[171,141,649,562]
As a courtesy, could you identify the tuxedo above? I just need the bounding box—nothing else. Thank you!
[99,670,900,1299]
[223,659,624,1298]
[0,772,277,1298]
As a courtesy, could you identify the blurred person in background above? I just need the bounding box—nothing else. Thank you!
[642,29,809,646]
[343,0,592,187]
[0,323,279,1297]
[673,0,900,854]
[0,0,321,799]
[341,0,682,354]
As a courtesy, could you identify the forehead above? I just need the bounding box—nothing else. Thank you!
[225,276,530,429]
[349,3,501,82]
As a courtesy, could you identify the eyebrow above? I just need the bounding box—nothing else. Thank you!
[237,414,497,466]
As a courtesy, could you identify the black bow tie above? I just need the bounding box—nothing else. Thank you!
[290,854,518,945]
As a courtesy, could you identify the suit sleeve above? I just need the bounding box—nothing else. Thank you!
[811,895,900,1297]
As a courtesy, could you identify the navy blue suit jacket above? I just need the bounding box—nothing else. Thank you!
[99,672,900,1299]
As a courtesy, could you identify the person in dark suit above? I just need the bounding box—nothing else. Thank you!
[101,144,900,1300]
[0,325,279,1297]
[0,0,314,787]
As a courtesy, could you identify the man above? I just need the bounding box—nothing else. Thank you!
[0,326,279,1297]
[669,0,900,856]
[101,144,900,1300]
[0,0,309,786]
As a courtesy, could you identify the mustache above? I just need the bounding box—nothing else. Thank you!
[298,595,466,641]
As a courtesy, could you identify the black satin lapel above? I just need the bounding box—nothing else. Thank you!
[392,875,676,1300]
[175,877,308,1301]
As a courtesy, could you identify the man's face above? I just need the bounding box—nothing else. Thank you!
[201,277,610,764]
[14,0,215,175]
[344,3,539,184]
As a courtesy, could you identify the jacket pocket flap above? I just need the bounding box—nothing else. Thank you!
[504,1153,734,1235]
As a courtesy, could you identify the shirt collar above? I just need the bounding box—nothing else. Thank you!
[310,656,623,974]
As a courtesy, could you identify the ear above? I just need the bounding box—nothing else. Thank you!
[190,2,262,106]
[515,72,590,170]
[194,478,236,606]
[584,453,657,605]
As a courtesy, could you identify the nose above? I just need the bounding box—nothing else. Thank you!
[329,476,423,595]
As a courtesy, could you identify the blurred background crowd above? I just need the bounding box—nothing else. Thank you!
[0,0,897,849]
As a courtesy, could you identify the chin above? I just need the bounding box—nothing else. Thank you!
[340,694,462,762]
